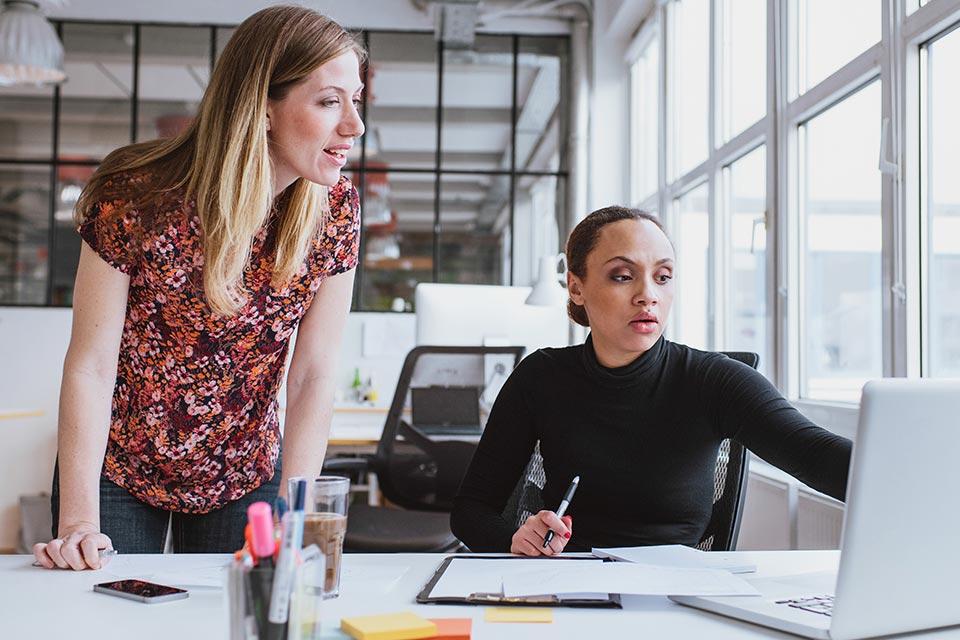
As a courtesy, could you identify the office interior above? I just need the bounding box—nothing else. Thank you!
[0,0,957,570]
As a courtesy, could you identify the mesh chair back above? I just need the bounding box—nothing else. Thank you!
[503,351,758,551]
[376,345,525,512]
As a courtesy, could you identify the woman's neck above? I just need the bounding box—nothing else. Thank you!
[590,334,648,369]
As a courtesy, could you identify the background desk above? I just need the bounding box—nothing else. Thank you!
[4,550,957,639]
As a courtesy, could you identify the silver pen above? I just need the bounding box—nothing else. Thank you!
[542,476,579,549]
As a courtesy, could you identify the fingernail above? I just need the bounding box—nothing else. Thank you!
[564,532,571,539]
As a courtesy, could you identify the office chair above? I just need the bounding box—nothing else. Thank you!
[502,351,758,553]
[324,345,526,553]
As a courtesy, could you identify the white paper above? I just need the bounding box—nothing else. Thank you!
[501,562,761,598]
[340,564,411,592]
[592,544,757,574]
[102,557,229,589]
[428,557,603,598]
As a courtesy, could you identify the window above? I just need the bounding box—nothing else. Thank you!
[921,26,960,377]
[633,0,960,423]
[723,146,767,374]
[797,0,880,93]
[0,23,570,311]
[672,182,710,349]
[670,0,710,178]
[630,31,659,202]
[800,82,882,402]
[721,0,766,141]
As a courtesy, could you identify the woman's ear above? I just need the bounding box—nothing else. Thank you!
[265,104,273,132]
[567,271,585,306]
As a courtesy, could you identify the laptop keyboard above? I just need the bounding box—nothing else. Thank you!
[775,595,834,617]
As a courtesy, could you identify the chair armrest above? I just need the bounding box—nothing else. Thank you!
[322,456,372,474]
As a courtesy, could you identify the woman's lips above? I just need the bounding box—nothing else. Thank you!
[629,318,659,334]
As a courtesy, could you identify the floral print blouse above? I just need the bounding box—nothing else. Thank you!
[77,174,360,513]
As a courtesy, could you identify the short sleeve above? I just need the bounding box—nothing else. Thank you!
[321,177,360,277]
[77,198,140,275]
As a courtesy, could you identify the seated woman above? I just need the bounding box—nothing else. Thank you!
[450,206,851,555]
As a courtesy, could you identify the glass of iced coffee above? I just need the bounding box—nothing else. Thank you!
[292,475,350,599]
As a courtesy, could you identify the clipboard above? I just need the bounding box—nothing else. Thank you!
[416,554,622,608]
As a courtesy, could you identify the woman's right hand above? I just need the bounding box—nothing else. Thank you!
[33,522,113,570]
[510,511,573,556]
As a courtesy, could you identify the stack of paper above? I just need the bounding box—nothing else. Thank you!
[592,544,757,574]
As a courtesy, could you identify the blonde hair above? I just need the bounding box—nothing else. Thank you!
[76,6,365,315]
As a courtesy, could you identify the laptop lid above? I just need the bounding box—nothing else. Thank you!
[410,386,481,431]
[830,379,960,640]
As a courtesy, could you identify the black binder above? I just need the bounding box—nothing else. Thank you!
[416,554,622,608]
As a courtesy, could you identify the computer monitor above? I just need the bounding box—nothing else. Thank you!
[414,283,570,356]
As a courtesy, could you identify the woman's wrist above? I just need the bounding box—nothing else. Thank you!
[57,519,99,537]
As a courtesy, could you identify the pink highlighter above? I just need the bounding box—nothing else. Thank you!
[247,502,276,568]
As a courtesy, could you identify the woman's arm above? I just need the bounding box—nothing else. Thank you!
[279,268,355,494]
[34,242,129,570]
[705,356,852,501]
[450,357,559,552]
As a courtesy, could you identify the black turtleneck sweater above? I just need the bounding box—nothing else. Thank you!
[450,336,852,552]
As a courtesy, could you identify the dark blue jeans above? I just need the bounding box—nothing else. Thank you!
[50,459,281,553]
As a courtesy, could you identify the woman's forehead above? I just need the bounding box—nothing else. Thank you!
[591,218,674,261]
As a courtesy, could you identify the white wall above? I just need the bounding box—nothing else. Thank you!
[0,307,413,551]
[0,308,72,551]
[587,0,656,211]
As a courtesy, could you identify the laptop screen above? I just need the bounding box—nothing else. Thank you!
[411,386,481,429]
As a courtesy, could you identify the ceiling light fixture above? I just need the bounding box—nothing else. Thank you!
[0,0,66,86]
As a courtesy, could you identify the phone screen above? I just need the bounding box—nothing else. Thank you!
[95,579,187,598]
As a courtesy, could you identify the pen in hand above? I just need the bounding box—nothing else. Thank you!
[543,475,579,549]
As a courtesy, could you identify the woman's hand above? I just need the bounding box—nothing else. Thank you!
[33,522,113,570]
[510,511,573,556]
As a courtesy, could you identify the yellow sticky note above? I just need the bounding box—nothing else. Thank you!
[484,607,554,623]
[341,612,437,640]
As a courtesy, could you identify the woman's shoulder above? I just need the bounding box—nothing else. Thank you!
[328,175,359,218]
[664,340,765,386]
[514,343,584,378]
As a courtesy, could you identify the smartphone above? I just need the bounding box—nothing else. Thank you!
[93,579,189,604]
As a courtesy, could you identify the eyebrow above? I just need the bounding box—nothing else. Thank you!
[316,83,365,94]
[604,256,674,267]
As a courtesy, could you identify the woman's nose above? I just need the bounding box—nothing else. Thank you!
[342,103,365,138]
[633,281,659,305]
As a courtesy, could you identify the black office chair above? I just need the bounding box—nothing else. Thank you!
[324,345,526,553]
[502,351,758,552]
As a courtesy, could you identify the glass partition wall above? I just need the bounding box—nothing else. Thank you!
[0,23,569,312]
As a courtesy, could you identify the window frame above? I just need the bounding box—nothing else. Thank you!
[627,0,960,439]
[0,21,571,312]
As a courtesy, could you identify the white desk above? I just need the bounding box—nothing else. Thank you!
[2,551,957,640]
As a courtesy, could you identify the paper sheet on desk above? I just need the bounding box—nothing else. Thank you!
[501,562,761,598]
[592,544,757,574]
[340,564,411,592]
[429,557,605,598]
[102,557,228,588]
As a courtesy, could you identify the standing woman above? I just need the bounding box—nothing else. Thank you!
[33,6,365,570]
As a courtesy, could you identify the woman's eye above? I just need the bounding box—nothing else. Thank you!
[611,274,632,282]
[320,98,339,107]
[352,98,363,109]
[657,274,673,284]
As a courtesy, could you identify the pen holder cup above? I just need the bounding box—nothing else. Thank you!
[227,553,327,640]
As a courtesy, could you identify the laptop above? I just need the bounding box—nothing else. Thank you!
[410,385,482,435]
[671,379,960,640]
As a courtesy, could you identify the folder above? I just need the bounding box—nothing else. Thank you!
[415,555,621,608]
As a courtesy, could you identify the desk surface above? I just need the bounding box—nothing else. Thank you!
[2,551,956,640]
